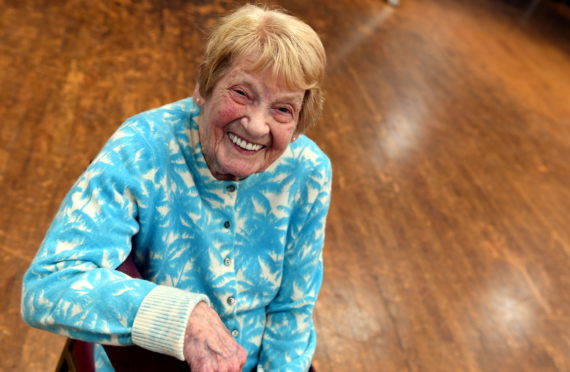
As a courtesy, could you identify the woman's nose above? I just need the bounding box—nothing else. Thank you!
[242,108,270,137]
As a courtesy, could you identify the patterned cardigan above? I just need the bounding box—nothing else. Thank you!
[22,98,332,371]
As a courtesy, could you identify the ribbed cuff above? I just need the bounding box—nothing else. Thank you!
[132,285,210,361]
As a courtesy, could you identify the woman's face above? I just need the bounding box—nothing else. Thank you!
[195,59,305,180]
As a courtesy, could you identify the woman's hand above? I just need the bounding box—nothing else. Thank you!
[184,302,247,372]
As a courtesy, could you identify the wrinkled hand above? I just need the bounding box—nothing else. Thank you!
[184,301,247,372]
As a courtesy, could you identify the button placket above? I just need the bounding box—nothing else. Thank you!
[221,183,237,218]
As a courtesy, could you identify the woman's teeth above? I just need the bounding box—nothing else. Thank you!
[228,133,263,151]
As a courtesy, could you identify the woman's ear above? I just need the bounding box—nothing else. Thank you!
[193,84,204,105]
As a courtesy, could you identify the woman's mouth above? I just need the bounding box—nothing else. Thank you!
[228,132,265,152]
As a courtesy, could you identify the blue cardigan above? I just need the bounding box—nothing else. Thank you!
[22,98,332,371]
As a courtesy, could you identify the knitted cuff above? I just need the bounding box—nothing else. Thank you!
[132,285,210,360]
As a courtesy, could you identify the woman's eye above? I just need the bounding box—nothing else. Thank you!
[273,106,295,123]
[230,88,249,103]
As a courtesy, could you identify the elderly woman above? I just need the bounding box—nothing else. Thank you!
[21,4,330,372]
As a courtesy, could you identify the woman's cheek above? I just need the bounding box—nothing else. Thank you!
[215,99,243,127]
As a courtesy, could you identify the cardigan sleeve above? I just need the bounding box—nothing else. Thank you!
[21,120,208,360]
[257,154,332,372]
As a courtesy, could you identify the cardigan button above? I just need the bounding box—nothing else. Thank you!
[227,296,236,306]
[224,221,230,229]
[231,329,239,337]
[226,185,236,192]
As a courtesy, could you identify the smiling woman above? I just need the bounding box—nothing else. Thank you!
[21,4,331,372]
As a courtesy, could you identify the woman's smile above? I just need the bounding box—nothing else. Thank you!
[227,132,266,153]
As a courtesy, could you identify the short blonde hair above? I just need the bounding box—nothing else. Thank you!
[197,4,326,133]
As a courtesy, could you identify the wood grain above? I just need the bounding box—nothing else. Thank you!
[1,0,569,371]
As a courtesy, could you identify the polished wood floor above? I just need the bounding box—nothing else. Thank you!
[1,0,569,371]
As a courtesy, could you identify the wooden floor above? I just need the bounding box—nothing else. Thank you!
[1,0,569,371]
